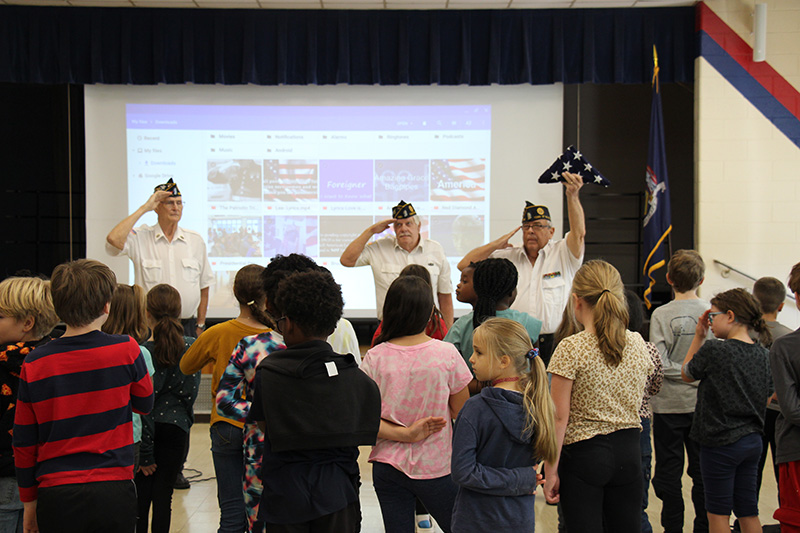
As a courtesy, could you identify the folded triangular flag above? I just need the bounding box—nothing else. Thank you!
[538,146,610,187]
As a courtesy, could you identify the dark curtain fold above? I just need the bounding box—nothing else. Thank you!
[0,6,695,86]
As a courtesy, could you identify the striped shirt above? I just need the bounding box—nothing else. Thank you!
[13,331,154,502]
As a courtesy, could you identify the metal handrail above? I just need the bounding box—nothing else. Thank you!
[713,259,796,302]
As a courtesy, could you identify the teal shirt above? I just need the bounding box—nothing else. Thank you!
[133,345,155,443]
[443,309,543,372]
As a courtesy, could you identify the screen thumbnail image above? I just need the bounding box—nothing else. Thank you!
[429,214,485,257]
[374,160,429,202]
[263,160,319,202]
[209,269,237,309]
[264,216,319,258]
[208,216,263,258]
[207,159,263,202]
[430,159,486,202]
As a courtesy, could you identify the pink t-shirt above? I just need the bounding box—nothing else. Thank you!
[361,339,472,479]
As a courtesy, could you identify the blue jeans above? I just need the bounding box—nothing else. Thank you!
[640,417,653,533]
[0,476,22,533]
[372,462,458,533]
[211,422,246,533]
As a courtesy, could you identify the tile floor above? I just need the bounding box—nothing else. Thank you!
[167,422,782,532]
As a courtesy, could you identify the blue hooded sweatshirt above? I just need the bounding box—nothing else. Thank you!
[451,386,539,532]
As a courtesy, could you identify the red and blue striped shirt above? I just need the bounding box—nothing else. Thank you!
[13,330,154,502]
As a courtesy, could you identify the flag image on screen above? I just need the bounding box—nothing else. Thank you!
[430,159,486,202]
[263,160,318,202]
[264,216,319,258]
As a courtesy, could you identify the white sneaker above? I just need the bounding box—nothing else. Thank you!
[416,514,433,531]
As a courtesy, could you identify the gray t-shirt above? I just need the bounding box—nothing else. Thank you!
[649,299,709,414]
[766,320,793,412]
[770,327,800,464]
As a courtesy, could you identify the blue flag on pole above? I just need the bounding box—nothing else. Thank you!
[643,46,672,309]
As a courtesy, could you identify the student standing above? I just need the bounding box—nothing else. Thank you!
[451,317,556,532]
[681,288,772,533]
[544,260,654,532]
[13,259,154,533]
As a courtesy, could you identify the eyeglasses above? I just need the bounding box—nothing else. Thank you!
[522,223,551,231]
[162,200,184,208]
[275,316,287,334]
[708,311,725,323]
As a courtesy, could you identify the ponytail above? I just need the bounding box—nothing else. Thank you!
[234,264,273,328]
[474,318,557,463]
[146,284,185,368]
[711,288,773,347]
[572,260,628,367]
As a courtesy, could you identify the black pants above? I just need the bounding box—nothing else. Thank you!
[559,428,642,533]
[757,408,780,504]
[135,423,188,533]
[38,480,137,533]
[538,333,555,368]
[652,413,708,533]
[265,501,361,533]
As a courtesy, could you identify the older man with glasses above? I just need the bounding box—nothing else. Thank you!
[106,178,214,340]
[457,171,586,365]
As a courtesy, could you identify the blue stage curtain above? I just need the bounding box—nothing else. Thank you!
[0,6,695,86]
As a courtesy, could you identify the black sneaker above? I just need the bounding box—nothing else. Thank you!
[174,472,190,490]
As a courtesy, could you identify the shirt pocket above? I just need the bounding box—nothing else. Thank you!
[182,257,201,283]
[142,259,162,284]
[542,276,566,309]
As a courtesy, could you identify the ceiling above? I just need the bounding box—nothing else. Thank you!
[0,0,698,12]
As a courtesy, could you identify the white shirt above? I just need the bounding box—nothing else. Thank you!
[327,318,362,364]
[106,223,214,319]
[491,234,583,334]
[355,236,452,319]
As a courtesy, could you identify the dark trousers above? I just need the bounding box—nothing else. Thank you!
[652,413,708,533]
[265,501,361,533]
[641,417,654,533]
[559,428,642,533]
[757,408,780,503]
[372,462,458,533]
[538,333,555,368]
[38,480,137,533]
[136,423,188,533]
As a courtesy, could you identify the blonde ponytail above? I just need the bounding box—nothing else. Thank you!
[474,318,557,463]
[572,260,628,367]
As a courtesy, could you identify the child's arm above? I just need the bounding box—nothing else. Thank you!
[770,340,800,427]
[180,333,213,375]
[681,310,710,383]
[448,386,469,420]
[544,374,573,504]
[13,365,40,504]
[130,341,154,415]
[216,336,283,421]
[451,408,538,496]
[377,417,447,442]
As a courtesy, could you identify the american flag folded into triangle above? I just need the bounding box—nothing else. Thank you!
[538,146,610,187]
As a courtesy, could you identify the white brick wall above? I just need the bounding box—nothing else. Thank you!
[696,45,800,328]
[696,1,800,329]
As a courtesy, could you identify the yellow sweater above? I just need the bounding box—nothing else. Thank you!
[180,319,271,428]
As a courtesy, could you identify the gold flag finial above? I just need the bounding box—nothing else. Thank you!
[652,45,660,92]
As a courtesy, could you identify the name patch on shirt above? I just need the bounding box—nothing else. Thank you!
[543,271,562,280]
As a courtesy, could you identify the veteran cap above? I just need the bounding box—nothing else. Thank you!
[154,178,181,197]
[522,201,551,223]
[392,200,416,220]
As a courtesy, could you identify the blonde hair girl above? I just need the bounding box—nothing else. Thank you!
[450,317,556,532]
[544,260,654,532]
